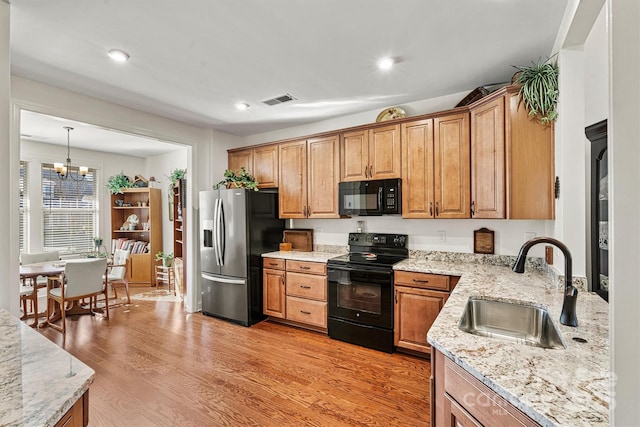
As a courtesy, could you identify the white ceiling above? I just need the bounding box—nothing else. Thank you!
[11,0,569,155]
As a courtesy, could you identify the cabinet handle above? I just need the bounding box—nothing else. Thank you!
[435,202,439,217]
[299,285,311,289]
[471,201,475,217]
[300,266,311,270]
[269,263,278,266]
[429,202,433,216]
[413,279,430,283]
[300,310,311,315]
[281,276,285,285]
[364,165,369,178]
[369,165,373,178]
[303,205,307,216]
[307,205,311,217]
[395,289,398,304]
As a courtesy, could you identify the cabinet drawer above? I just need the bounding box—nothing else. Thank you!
[263,257,285,270]
[286,296,327,328]
[286,260,326,275]
[444,357,538,427]
[394,270,450,291]
[286,272,327,301]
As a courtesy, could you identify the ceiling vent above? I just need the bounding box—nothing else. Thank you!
[262,93,297,106]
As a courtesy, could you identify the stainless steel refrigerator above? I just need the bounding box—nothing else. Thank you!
[199,188,284,326]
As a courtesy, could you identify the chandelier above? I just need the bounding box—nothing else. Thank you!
[54,126,88,181]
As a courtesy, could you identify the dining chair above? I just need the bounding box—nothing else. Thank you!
[47,258,109,334]
[20,284,38,326]
[20,251,61,287]
[105,249,131,304]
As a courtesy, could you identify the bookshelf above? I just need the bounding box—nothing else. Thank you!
[110,187,162,286]
[172,179,186,295]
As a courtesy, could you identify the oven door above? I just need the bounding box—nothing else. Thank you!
[327,263,393,329]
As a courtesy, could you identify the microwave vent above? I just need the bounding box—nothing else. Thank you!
[262,93,297,106]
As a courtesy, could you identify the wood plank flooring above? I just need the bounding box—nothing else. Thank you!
[37,289,431,426]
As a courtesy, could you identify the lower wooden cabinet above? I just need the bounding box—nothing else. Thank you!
[127,253,152,286]
[432,349,539,427]
[55,390,89,427]
[263,261,286,318]
[394,271,458,355]
[263,258,328,331]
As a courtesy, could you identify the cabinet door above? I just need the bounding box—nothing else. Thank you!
[434,113,470,219]
[340,130,369,182]
[471,96,505,219]
[127,253,151,285]
[444,394,483,427]
[253,144,279,188]
[506,91,555,219]
[278,140,308,218]
[401,119,435,218]
[228,149,253,174]
[394,286,448,353]
[307,135,340,218]
[369,124,401,179]
[263,268,286,318]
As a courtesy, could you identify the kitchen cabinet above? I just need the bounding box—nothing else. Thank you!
[263,258,286,318]
[278,135,340,219]
[469,88,555,219]
[394,271,458,355]
[110,188,162,286]
[285,260,327,330]
[432,349,539,427]
[401,112,470,219]
[54,390,88,427]
[263,258,328,331]
[505,89,555,219]
[470,96,505,219]
[228,144,278,188]
[340,124,401,182]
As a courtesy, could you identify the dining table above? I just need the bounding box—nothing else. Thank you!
[19,258,110,328]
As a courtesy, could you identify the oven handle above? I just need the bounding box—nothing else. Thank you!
[327,264,393,275]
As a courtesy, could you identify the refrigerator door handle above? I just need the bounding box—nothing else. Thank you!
[201,273,245,285]
[219,199,226,266]
[213,198,221,266]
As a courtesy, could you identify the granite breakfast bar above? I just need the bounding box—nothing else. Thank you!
[0,308,94,427]
[394,255,610,427]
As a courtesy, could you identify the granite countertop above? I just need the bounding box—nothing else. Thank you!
[394,257,609,427]
[262,250,345,263]
[0,309,94,427]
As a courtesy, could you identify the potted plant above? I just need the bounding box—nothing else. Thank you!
[214,167,259,191]
[107,172,133,194]
[155,251,174,267]
[168,168,186,186]
[512,57,559,124]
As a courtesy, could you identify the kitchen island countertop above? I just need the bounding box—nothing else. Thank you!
[393,257,609,426]
[0,308,94,426]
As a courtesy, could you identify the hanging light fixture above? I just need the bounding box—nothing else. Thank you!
[54,126,88,181]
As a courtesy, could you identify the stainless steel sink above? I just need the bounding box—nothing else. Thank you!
[458,297,566,349]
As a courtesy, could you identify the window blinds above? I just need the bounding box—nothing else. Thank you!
[41,163,99,255]
[19,161,29,253]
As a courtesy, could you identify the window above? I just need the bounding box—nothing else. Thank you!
[41,164,99,255]
[19,161,29,253]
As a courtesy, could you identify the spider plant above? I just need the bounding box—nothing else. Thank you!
[513,57,559,124]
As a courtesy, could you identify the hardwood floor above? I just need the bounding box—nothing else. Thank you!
[37,289,431,426]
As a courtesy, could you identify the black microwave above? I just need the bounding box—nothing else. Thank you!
[338,179,401,216]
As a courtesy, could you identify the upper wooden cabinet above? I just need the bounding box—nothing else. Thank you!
[278,135,340,219]
[228,149,252,174]
[340,124,401,182]
[469,88,555,219]
[228,144,279,188]
[505,90,555,219]
[401,113,470,219]
[470,96,506,219]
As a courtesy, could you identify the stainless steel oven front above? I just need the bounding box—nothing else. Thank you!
[327,263,394,353]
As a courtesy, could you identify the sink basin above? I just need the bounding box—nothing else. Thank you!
[458,297,566,349]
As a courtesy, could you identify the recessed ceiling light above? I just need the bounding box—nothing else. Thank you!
[377,57,394,70]
[108,49,130,63]
[235,102,250,111]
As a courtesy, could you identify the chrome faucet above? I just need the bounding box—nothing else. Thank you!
[512,237,578,327]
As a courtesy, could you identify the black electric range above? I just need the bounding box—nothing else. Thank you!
[327,233,408,353]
